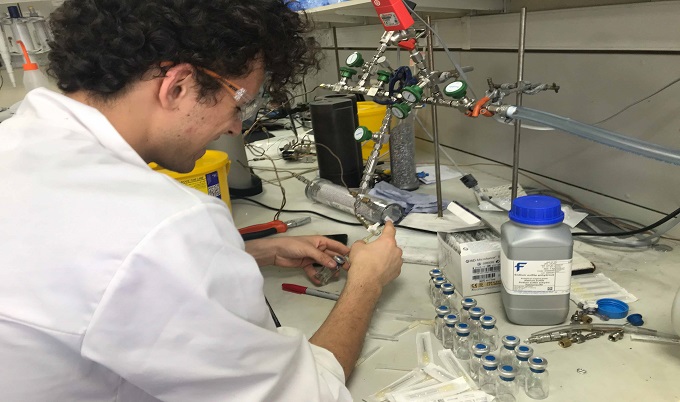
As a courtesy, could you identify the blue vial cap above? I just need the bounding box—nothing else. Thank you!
[627,313,644,326]
[509,195,564,225]
[597,298,629,319]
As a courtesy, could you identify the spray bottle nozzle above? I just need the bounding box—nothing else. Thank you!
[16,40,38,71]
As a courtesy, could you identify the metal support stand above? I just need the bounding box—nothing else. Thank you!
[511,8,527,201]
[426,16,444,217]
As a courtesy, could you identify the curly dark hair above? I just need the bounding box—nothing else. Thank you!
[47,0,321,103]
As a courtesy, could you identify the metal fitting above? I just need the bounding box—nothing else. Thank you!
[558,338,573,348]
[608,331,624,342]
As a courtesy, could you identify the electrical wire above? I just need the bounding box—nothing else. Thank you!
[572,206,680,237]
[593,77,680,125]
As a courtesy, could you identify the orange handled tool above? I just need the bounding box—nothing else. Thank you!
[238,217,311,241]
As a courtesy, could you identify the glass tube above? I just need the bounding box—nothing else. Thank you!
[304,177,404,224]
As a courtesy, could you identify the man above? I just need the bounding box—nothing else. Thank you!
[0,0,402,401]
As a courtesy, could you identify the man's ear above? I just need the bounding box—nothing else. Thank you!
[157,63,194,110]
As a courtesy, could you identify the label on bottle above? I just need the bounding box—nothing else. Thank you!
[501,251,571,295]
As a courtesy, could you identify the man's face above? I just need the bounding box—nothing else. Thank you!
[155,61,266,173]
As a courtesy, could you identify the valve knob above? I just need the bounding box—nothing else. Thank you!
[339,66,357,79]
[354,126,373,142]
[376,70,391,83]
[346,52,364,68]
[401,85,423,103]
[444,80,468,99]
[390,103,411,119]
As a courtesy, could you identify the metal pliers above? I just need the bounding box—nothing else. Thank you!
[239,217,311,241]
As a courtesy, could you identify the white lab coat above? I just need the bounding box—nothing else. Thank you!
[0,88,351,402]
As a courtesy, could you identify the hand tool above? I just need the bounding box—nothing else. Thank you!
[239,217,311,241]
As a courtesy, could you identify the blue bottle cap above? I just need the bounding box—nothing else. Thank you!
[626,313,644,326]
[509,195,564,225]
[597,298,629,319]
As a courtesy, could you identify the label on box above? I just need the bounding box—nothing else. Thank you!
[501,253,571,295]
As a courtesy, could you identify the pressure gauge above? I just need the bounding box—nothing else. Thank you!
[401,85,423,103]
[444,80,468,99]
[346,52,364,68]
[391,103,410,119]
[354,126,372,142]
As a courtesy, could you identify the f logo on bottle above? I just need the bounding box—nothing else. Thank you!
[515,262,527,272]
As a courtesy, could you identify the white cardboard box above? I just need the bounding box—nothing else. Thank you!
[437,231,502,297]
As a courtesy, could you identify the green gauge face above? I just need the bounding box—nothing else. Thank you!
[392,107,405,119]
[402,91,417,103]
[353,127,365,141]
[346,53,358,65]
[446,81,464,92]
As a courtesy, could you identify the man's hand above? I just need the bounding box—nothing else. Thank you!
[346,221,402,290]
[245,236,350,285]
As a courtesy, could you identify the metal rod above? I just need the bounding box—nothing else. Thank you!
[511,8,527,201]
[426,16,443,217]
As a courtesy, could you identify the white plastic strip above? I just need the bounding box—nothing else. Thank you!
[416,332,434,367]
[366,368,428,402]
[422,363,459,382]
[391,378,470,402]
[438,349,478,390]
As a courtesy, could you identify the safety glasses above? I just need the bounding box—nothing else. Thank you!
[196,66,269,121]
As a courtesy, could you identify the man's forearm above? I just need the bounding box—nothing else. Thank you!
[244,238,276,267]
[309,280,382,380]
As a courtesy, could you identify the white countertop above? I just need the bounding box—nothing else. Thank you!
[229,132,680,402]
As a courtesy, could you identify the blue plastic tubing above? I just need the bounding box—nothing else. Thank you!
[507,106,680,166]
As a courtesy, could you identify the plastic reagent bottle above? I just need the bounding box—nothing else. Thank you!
[434,305,450,340]
[478,354,499,396]
[495,365,518,402]
[500,195,573,325]
[499,335,521,367]
[469,343,490,383]
[453,323,472,360]
[513,344,534,385]
[525,356,549,399]
[428,269,443,304]
[442,314,459,349]
[479,315,500,351]
[440,283,459,314]
[459,297,477,323]
[17,40,49,91]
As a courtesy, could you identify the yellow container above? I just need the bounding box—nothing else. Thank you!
[150,150,232,210]
[357,101,389,160]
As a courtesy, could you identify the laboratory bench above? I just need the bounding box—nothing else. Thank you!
[229,132,680,402]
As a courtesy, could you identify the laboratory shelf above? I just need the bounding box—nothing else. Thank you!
[304,0,504,25]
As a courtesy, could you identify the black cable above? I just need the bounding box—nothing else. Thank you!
[572,207,680,237]
[237,198,436,234]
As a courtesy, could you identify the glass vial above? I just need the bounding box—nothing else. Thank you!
[440,283,459,314]
[469,343,490,384]
[460,297,477,323]
[495,365,518,402]
[499,335,521,368]
[525,356,549,399]
[453,323,472,360]
[432,277,446,307]
[428,269,443,304]
[442,314,459,349]
[434,305,450,340]
[513,345,534,386]
[478,354,499,396]
[478,315,500,352]
[467,307,485,343]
